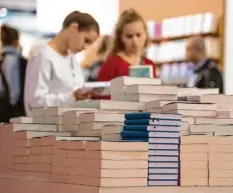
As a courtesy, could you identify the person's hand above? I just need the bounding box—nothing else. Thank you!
[73,89,92,101]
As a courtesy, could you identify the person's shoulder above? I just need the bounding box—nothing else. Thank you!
[28,40,47,60]
[102,54,122,66]
[105,54,122,62]
[27,45,51,67]
[143,57,155,65]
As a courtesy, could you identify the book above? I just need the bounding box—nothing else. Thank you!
[149,138,179,144]
[125,112,182,120]
[126,94,178,102]
[126,85,178,95]
[78,112,125,123]
[84,141,148,151]
[124,119,181,126]
[74,100,146,111]
[149,144,179,150]
[129,65,153,78]
[123,125,179,132]
[79,81,111,96]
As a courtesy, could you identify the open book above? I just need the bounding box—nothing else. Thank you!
[79,81,111,97]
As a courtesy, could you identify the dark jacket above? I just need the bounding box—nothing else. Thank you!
[194,59,223,93]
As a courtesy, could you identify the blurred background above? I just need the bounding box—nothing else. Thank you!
[0,0,232,92]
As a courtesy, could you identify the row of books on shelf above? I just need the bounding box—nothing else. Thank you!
[146,37,220,62]
[147,12,218,39]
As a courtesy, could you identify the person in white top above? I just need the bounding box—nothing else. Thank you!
[24,11,99,116]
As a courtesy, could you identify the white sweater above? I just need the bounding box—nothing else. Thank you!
[24,44,84,116]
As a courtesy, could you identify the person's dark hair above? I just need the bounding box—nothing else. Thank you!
[1,25,19,46]
[62,11,100,35]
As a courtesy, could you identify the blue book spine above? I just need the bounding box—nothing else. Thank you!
[124,119,181,126]
[121,131,148,138]
[125,112,182,120]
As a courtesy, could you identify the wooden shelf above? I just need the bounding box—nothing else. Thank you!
[155,58,219,66]
[150,32,219,44]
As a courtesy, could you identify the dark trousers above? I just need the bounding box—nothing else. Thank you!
[0,98,13,123]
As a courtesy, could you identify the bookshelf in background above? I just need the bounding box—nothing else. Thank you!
[146,12,221,67]
[146,12,222,86]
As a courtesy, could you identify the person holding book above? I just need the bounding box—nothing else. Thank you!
[186,36,223,93]
[97,9,156,81]
[24,11,99,116]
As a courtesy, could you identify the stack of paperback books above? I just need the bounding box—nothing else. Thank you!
[121,112,182,186]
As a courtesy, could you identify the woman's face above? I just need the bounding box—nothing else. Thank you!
[68,23,99,53]
[121,21,147,54]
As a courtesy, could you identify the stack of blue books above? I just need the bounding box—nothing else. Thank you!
[121,112,181,186]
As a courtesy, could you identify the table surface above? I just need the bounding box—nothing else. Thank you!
[0,177,232,193]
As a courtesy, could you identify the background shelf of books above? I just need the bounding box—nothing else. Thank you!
[145,12,222,86]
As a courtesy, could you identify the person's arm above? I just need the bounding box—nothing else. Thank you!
[97,56,117,81]
[2,54,21,105]
[25,54,76,108]
[208,68,224,93]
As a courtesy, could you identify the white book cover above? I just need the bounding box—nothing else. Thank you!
[149,162,179,168]
[148,168,179,174]
[148,180,178,186]
[149,144,179,150]
[149,150,179,156]
[149,156,179,162]
[80,81,111,95]
[148,174,179,180]
[149,138,179,144]
[149,131,180,138]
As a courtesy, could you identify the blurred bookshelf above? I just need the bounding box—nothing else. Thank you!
[146,12,222,69]
[150,32,218,44]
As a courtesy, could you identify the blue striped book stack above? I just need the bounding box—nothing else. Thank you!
[121,112,182,186]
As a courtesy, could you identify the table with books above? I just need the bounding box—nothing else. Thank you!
[0,76,233,193]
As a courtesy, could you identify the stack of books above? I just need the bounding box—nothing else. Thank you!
[180,135,209,186]
[187,94,233,110]
[110,76,161,101]
[101,125,123,140]
[162,102,217,118]
[147,113,181,186]
[83,141,148,187]
[61,108,97,132]
[4,118,72,180]
[125,85,178,102]
[31,107,47,123]
[121,112,181,186]
[52,137,98,184]
[209,136,233,186]
[27,137,46,181]
[77,112,125,138]
[27,136,55,182]
[44,106,67,125]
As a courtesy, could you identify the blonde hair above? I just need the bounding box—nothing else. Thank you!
[111,9,149,54]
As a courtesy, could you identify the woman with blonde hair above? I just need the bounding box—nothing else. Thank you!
[97,9,156,81]
[81,35,112,81]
